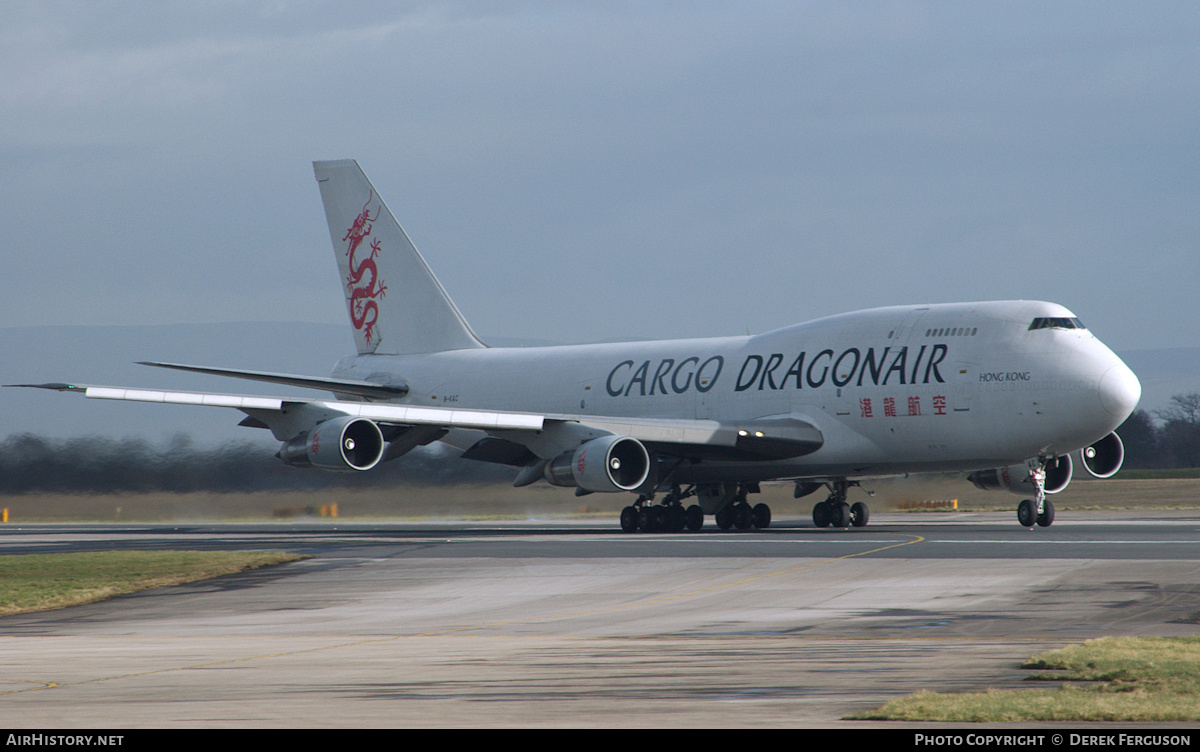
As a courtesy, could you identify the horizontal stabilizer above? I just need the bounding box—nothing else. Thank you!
[136,361,409,400]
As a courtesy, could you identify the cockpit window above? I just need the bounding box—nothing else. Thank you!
[1029,317,1086,331]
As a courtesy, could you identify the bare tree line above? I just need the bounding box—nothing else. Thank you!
[0,433,511,494]
[1117,393,1200,470]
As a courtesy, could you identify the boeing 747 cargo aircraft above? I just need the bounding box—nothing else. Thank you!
[15,161,1141,531]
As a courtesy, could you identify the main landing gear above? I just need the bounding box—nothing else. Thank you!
[619,485,705,533]
[713,486,772,532]
[618,483,770,533]
[617,479,874,532]
[810,479,871,529]
[1017,465,1055,528]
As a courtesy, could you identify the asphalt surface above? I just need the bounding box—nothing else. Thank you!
[1,510,1198,727]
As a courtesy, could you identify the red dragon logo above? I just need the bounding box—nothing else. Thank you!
[342,190,388,345]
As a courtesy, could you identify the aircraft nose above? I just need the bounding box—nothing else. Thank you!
[1098,359,1141,420]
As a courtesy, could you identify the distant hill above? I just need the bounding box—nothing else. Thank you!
[1,323,1194,445]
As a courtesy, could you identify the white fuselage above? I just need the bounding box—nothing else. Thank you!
[331,299,1140,483]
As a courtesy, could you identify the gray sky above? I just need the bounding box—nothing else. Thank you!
[3,1,1198,354]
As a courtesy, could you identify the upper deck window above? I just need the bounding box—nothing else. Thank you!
[1029,317,1086,331]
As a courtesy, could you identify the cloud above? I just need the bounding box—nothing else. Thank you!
[0,1,1197,350]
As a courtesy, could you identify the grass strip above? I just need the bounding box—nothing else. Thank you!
[851,636,1200,722]
[0,550,306,616]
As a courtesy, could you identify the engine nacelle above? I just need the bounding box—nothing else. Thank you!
[793,481,824,499]
[544,436,651,493]
[278,416,385,472]
[1079,432,1124,479]
[968,455,1072,496]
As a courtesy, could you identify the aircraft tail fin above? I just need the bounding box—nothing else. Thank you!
[313,159,486,355]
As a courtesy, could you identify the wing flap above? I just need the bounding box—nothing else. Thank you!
[564,414,824,460]
[564,417,725,445]
[319,401,544,431]
[87,387,285,411]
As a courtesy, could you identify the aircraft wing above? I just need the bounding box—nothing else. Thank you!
[11,383,823,464]
[11,382,542,432]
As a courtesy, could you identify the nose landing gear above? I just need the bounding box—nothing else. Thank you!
[1017,465,1056,528]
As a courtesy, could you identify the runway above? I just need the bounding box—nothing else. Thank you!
[1,510,1198,727]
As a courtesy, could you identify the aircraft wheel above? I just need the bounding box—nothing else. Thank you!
[715,507,732,530]
[620,506,639,533]
[733,503,753,531]
[752,503,771,529]
[850,501,870,528]
[1036,498,1055,527]
[667,505,687,533]
[637,507,655,532]
[812,502,831,528]
[1017,499,1036,528]
[685,505,704,531]
[651,506,668,532]
[830,501,851,528]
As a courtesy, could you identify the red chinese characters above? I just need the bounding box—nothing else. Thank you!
[859,395,948,417]
[907,396,921,416]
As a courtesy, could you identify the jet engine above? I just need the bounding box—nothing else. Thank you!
[1079,432,1124,479]
[278,416,385,472]
[543,435,651,493]
[968,455,1072,496]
